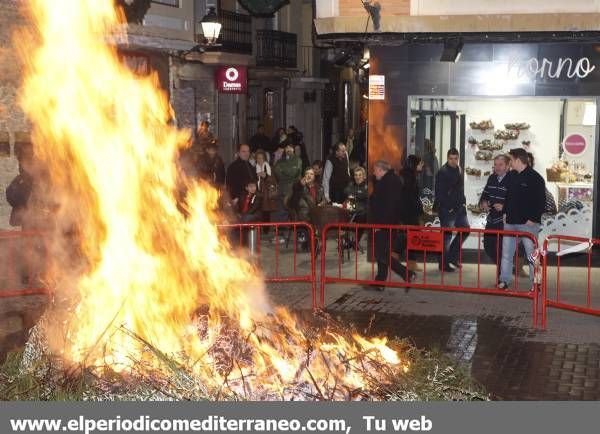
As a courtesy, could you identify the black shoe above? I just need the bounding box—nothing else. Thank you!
[404,271,417,293]
[497,281,509,290]
[361,284,382,292]
[439,263,455,273]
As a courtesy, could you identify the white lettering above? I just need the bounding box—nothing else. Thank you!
[539,58,553,78]
[393,419,410,431]
[527,58,540,76]
[391,416,432,432]
[576,57,596,78]
[362,416,386,431]
[550,57,572,79]
[507,56,595,80]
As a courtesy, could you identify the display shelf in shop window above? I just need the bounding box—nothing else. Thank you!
[557,183,594,204]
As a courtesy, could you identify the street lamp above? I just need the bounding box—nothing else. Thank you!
[200,7,222,46]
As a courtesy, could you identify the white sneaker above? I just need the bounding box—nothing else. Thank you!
[497,281,509,290]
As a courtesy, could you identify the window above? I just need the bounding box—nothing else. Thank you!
[152,0,179,7]
[265,12,278,30]
[195,0,217,16]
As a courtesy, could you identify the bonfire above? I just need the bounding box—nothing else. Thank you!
[3,0,486,401]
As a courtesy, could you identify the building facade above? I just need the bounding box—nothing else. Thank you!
[0,0,329,228]
[315,0,600,238]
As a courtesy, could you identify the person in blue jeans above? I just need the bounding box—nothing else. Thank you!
[435,148,469,272]
[498,148,546,290]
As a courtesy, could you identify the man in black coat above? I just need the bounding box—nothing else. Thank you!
[498,148,546,290]
[369,160,416,290]
[198,143,226,188]
[323,142,350,204]
[249,124,271,154]
[6,161,33,227]
[226,143,257,203]
[435,148,469,272]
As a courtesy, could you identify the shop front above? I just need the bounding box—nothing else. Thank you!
[368,42,600,240]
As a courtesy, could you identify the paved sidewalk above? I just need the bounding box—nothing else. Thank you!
[265,239,600,400]
[1,235,598,400]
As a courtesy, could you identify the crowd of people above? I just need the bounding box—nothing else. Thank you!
[177,122,369,238]
[6,118,548,293]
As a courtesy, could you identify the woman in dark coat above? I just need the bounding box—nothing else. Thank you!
[289,167,325,222]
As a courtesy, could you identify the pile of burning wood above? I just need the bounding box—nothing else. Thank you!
[6,310,487,402]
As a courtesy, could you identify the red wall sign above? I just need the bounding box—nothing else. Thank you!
[407,230,443,252]
[563,133,587,156]
[215,66,247,94]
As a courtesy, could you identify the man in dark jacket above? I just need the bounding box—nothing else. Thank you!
[323,142,350,204]
[226,143,257,203]
[369,160,416,290]
[249,124,271,154]
[479,154,510,266]
[498,148,546,290]
[198,143,226,188]
[193,121,216,155]
[6,161,34,227]
[435,148,469,272]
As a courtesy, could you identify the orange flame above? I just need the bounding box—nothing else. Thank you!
[368,57,404,173]
[15,0,408,399]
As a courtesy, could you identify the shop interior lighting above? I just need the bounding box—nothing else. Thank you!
[440,39,463,62]
[582,102,597,126]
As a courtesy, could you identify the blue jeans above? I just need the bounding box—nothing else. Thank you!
[439,206,470,265]
[499,223,540,287]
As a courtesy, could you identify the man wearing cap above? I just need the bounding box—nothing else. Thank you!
[498,148,546,290]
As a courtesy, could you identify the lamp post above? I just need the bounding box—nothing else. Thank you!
[200,7,222,46]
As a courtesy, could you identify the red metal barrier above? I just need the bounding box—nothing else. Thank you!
[0,230,50,298]
[541,235,600,328]
[320,223,540,327]
[217,222,317,309]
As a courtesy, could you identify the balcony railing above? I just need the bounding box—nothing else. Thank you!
[199,10,252,55]
[256,30,297,68]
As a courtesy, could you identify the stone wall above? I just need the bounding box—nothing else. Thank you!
[0,0,30,230]
[0,0,47,361]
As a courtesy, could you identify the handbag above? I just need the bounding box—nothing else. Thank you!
[265,175,278,200]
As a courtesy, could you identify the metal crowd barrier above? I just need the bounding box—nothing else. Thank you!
[218,222,317,309]
[0,230,50,298]
[541,235,600,328]
[319,223,541,328]
[6,225,600,331]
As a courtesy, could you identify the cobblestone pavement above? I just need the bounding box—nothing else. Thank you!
[264,239,600,401]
